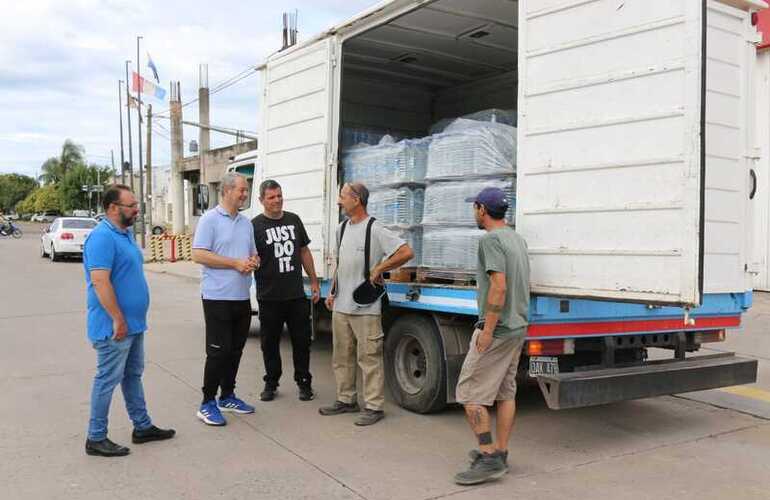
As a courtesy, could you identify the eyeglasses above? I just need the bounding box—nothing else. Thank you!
[114,202,139,209]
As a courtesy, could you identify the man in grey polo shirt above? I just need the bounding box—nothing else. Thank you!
[319,182,414,426]
[192,172,260,426]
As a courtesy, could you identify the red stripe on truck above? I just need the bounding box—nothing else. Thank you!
[527,316,741,338]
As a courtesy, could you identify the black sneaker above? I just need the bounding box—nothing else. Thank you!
[318,400,360,415]
[468,449,508,467]
[132,425,176,444]
[354,409,384,426]
[454,452,507,485]
[298,385,315,401]
[85,438,130,457]
[260,384,277,402]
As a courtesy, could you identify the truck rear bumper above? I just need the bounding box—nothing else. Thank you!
[536,353,758,410]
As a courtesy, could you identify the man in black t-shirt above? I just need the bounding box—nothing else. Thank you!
[252,179,321,402]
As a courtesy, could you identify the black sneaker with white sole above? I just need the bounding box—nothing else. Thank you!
[298,385,315,401]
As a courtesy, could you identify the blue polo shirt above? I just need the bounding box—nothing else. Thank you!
[193,205,257,301]
[83,219,150,342]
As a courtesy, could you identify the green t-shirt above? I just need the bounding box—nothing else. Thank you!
[476,226,530,338]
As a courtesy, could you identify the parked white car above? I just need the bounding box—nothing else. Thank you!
[40,217,98,261]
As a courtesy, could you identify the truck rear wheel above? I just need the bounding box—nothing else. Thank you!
[385,314,447,414]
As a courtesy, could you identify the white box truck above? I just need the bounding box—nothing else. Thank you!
[236,0,764,413]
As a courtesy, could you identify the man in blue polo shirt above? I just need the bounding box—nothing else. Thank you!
[83,184,175,457]
[192,172,259,426]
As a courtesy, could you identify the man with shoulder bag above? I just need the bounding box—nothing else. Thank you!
[319,182,414,426]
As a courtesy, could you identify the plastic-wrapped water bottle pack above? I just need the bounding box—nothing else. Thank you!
[426,119,516,181]
[342,136,430,187]
[393,226,422,268]
[368,187,425,227]
[429,108,517,135]
[341,127,405,150]
[422,177,515,226]
[421,227,486,271]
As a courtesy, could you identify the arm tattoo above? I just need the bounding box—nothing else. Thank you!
[477,432,493,446]
[487,303,503,314]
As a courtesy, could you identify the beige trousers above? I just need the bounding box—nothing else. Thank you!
[331,311,385,411]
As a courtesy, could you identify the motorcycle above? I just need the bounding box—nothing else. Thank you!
[0,221,23,239]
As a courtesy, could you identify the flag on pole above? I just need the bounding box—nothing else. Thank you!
[147,52,160,83]
[128,94,143,108]
[132,71,166,100]
[128,95,144,122]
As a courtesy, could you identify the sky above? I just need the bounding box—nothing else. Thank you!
[0,0,376,179]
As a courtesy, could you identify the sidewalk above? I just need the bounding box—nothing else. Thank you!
[144,259,200,282]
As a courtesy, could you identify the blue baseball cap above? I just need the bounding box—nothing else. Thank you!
[465,187,509,212]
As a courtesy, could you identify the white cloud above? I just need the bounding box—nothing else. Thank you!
[0,0,375,177]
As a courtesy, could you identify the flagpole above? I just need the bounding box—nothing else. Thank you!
[118,80,126,185]
[136,35,145,248]
[124,61,134,194]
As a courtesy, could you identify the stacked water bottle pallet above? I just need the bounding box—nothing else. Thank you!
[341,109,516,283]
[419,112,517,281]
[343,133,428,272]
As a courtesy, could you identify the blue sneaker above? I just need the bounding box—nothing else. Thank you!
[197,400,226,426]
[218,394,255,414]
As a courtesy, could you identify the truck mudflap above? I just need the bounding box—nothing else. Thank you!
[536,353,758,410]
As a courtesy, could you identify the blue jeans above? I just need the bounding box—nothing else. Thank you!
[87,333,152,441]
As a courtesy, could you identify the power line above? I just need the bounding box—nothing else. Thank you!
[153,64,260,118]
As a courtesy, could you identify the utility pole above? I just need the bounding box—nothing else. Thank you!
[170,82,185,234]
[110,149,115,195]
[118,80,126,185]
[136,36,145,248]
[146,104,153,234]
[124,61,134,193]
[199,64,210,205]
[97,167,102,212]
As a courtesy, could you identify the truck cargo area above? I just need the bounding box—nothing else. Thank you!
[340,0,516,157]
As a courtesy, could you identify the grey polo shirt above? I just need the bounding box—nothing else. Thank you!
[193,205,257,301]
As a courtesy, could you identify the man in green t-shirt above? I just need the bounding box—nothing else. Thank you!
[454,187,530,486]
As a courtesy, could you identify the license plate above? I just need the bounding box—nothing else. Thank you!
[529,356,559,377]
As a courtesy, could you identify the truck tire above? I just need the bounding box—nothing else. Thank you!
[385,314,447,414]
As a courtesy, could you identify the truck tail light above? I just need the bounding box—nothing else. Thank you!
[60,233,74,240]
[527,339,575,356]
[694,330,726,344]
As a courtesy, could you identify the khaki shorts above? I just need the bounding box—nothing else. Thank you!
[455,330,526,406]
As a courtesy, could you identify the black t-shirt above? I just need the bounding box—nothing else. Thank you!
[252,211,311,301]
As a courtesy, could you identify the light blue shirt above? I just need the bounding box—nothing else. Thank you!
[193,205,257,301]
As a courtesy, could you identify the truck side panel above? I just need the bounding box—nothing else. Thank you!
[517,0,706,305]
[261,38,337,278]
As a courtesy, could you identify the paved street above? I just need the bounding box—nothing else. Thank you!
[2,222,770,500]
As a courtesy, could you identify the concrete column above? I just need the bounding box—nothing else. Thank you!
[198,64,211,192]
[170,82,185,234]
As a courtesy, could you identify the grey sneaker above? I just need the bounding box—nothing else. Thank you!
[454,452,507,485]
[318,400,360,416]
[468,449,508,467]
[354,409,384,426]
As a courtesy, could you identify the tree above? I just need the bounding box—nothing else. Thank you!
[33,185,62,213]
[38,140,86,185]
[59,164,113,212]
[16,190,38,215]
[0,174,38,213]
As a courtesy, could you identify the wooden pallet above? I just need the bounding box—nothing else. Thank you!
[415,268,476,286]
[386,267,417,283]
